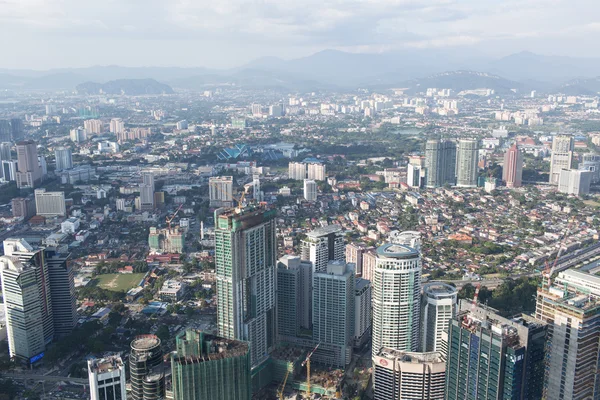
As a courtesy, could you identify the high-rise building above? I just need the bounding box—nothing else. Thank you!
[34,189,66,217]
[303,179,317,201]
[312,260,355,367]
[129,335,164,400]
[307,163,326,181]
[372,243,421,355]
[361,249,377,281]
[11,197,35,220]
[88,355,127,400]
[536,270,600,400]
[10,118,24,141]
[0,142,11,161]
[54,147,73,171]
[406,163,424,188]
[502,144,523,188]
[148,227,185,254]
[16,140,42,188]
[84,119,103,135]
[2,160,17,182]
[45,249,77,337]
[354,278,372,348]
[389,230,422,251]
[268,104,284,117]
[209,176,234,207]
[345,242,373,277]
[70,127,87,143]
[288,162,306,180]
[300,225,345,273]
[446,301,547,400]
[109,118,125,134]
[549,135,574,184]
[214,206,277,368]
[425,139,456,188]
[170,329,251,400]
[558,168,592,195]
[0,120,11,142]
[0,256,46,364]
[373,349,446,400]
[251,103,263,116]
[421,282,457,354]
[139,173,155,210]
[277,255,312,337]
[455,139,479,188]
[579,153,600,183]
[176,120,188,130]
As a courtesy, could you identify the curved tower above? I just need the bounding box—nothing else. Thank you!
[421,282,457,354]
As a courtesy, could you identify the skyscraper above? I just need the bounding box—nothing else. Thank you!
[0,142,11,162]
[300,225,345,273]
[88,355,127,400]
[372,243,421,356]
[11,197,35,220]
[70,127,87,143]
[34,189,66,217]
[303,179,317,201]
[307,162,326,181]
[54,147,73,171]
[139,173,155,210]
[345,242,373,277]
[502,144,523,188]
[110,118,125,134]
[209,176,234,207]
[130,335,164,400]
[558,168,592,195]
[214,206,277,368]
[424,139,456,188]
[549,135,574,184]
[16,140,42,188]
[10,119,24,141]
[312,260,355,367]
[421,282,457,354]
[45,249,77,337]
[445,301,547,400]
[579,153,600,183]
[170,329,251,400]
[2,160,17,182]
[84,119,103,135]
[277,255,312,337]
[0,120,11,142]
[354,278,372,348]
[288,162,306,180]
[455,139,479,188]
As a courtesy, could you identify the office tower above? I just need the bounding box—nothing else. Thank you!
[424,139,456,188]
[84,119,103,135]
[354,278,372,348]
[34,189,66,217]
[45,249,76,337]
[373,349,445,400]
[277,255,312,337]
[171,329,251,400]
[307,162,326,181]
[455,139,479,188]
[536,271,600,400]
[346,242,373,277]
[268,104,284,117]
[109,118,125,134]
[11,197,35,220]
[579,153,600,183]
[558,168,592,195]
[38,155,47,177]
[10,118,23,141]
[176,120,188,130]
[549,135,574,184]
[0,120,10,142]
[2,160,17,182]
[54,147,73,171]
[288,162,306,180]
[406,163,424,188]
[251,103,263,116]
[446,301,547,400]
[502,144,523,188]
[16,140,42,188]
[139,173,155,210]
[372,243,421,355]
[301,225,345,273]
[421,282,457,354]
[214,206,276,368]
[70,127,87,143]
[362,249,377,281]
[312,260,355,367]
[130,335,164,400]
[209,176,234,207]
[88,355,127,400]
[303,179,317,201]
[0,142,11,161]
[0,256,45,364]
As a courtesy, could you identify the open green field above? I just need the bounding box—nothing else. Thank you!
[91,273,145,292]
[584,200,600,208]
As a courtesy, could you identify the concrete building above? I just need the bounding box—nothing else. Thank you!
[307,162,326,181]
[0,142,11,162]
[389,230,422,251]
[406,163,424,188]
[372,243,421,355]
[11,197,35,220]
[214,206,277,368]
[54,147,73,171]
[61,217,80,234]
[373,349,446,400]
[159,280,186,302]
[209,176,234,207]
[579,153,600,183]
[549,135,574,185]
[176,120,188,130]
[70,127,87,143]
[170,329,251,400]
[354,278,372,348]
[288,162,306,180]
[446,301,547,400]
[303,179,317,201]
[421,282,457,354]
[312,261,355,367]
[425,139,456,188]
[558,168,592,195]
[301,225,345,273]
[16,140,42,188]
[109,118,125,134]
[148,227,185,254]
[277,255,312,337]
[34,189,66,217]
[2,160,17,182]
[455,139,479,188]
[502,144,523,188]
[139,172,155,210]
[130,335,164,400]
[345,242,373,277]
[84,119,103,135]
[88,355,127,400]
[60,164,94,185]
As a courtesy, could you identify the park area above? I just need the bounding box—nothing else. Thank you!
[91,273,146,292]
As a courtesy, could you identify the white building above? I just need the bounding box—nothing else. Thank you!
[558,169,592,195]
[307,163,326,181]
[549,135,574,185]
[84,119,103,135]
[159,280,186,302]
[303,179,317,201]
[208,176,234,207]
[288,162,306,180]
[301,225,345,273]
[54,147,73,171]
[61,217,80,234]
[421,282,457,354]
[35,189,66,217]
[88,355,127,400]
[109,118,125,134]
[70,127,87,143]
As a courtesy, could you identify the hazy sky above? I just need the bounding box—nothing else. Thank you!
[1,0,599,69]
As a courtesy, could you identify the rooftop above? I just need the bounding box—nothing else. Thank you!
[306,224,343,238]
[376,243,420,259]
[131,334,161,351]
[377,348,444,364]
[88,355,124,374]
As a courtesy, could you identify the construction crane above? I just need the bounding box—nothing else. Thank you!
[471,283,481,311]
[302,343,320,398]
[278,369,290,400]
[166,203,184,233]
[543,220,576,287]
[234,185,251,214]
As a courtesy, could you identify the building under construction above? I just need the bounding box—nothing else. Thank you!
[148,227,185,254]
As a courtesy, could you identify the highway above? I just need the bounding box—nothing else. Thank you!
[0,373,88,385]
[551,242,600,274]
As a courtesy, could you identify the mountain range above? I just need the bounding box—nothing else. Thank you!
[0,50,598,94]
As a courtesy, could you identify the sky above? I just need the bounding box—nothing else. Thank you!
[1,0,599,70]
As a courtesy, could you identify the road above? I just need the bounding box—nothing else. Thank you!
[551,242,600,274]
[0,373,88,385]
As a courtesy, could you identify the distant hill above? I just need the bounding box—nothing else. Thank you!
[76,79,174,95]
[398,71,524,95]
[558,77,600,96]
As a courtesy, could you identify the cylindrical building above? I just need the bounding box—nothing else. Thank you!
[130,335,163,400]
[421,282,457,354]
[372,243,421,356]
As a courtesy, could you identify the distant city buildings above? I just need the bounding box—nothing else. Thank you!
[34,189,66,217]
[54,147,73,171]
[425,139,456,188]
[209,176,234,207]
[455,139,479,188]
[70,127,87,143]
[303,179,317,201]
[502,144,523,188]
[110,118,125,135]
[148,227,185,254]
[139,172,155,210]
[277,255,312,337]
[549,135,574,185]
[16,140,42,188]
[84,119,103,135]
